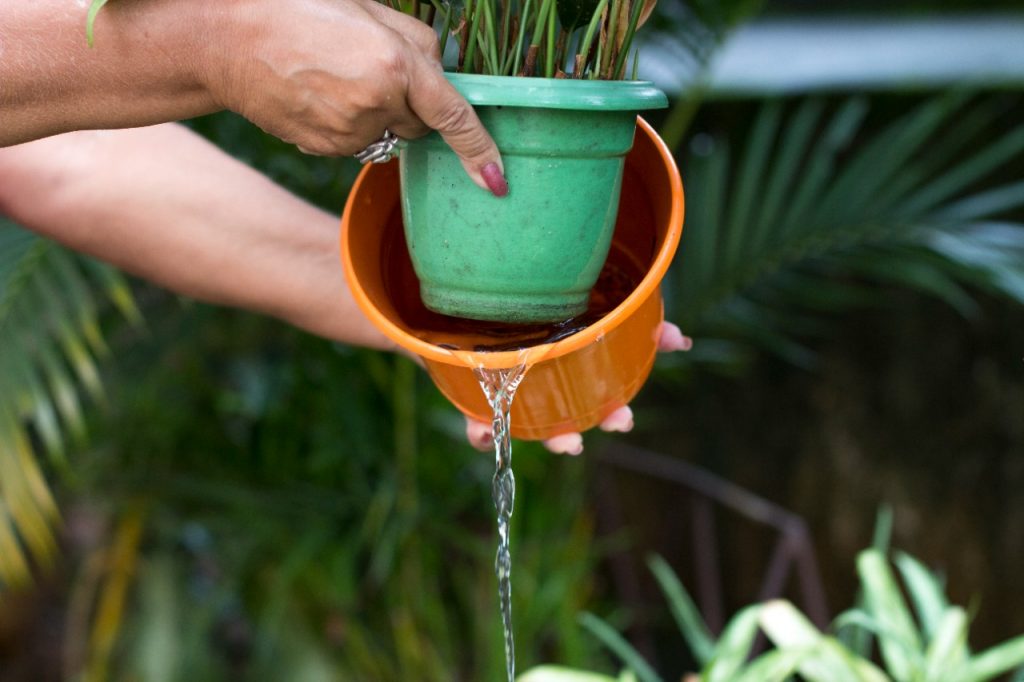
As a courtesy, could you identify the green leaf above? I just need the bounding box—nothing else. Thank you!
[842,250,980,319]
[646,554,716,665]
[675,92,1024,371]
[873,505,894,554]
[808,93,968,230]
[677,135,729,321]
[857,550,924,679]
[722,100,782,275]
[899,123,1024,218]
[705,605,762,682]
[132,557,182,682]
[926,224,1024,304]
[934,180,1024,223]
[0,219,140,587]
[778,96,869,238]
[518,666,619,682]
[86,0,111,47]
[750,98,825,256]
[963,634,1024,682]
[922,607,969,680]
[0,502,32,588]
[894,552,949,643]
[732,648,809,682]
[578,612,663,682]
[0,408,59,571]
[758,601,889,682]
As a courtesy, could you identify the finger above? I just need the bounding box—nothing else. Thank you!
[658,321,693,352]
[465,418,494,452]
[386,116,431,142]
[599,406,634,433]
[542,433,584,456]
[406,57,508,197]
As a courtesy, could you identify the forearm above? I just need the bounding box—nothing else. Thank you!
[0,0,217,145]
[0,124,395,351]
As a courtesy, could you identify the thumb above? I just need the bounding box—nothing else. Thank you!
[407,60,508,197]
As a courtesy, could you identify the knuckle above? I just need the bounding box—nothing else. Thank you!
[417,27,442,61]
[375,44,409,82]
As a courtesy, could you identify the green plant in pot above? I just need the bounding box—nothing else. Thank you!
[389,0,668,323]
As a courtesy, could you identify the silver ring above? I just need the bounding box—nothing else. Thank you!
[355,129,400,164]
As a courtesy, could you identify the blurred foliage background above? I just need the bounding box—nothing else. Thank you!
[2,0,1024,680]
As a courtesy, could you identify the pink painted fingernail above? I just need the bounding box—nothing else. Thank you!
[482,163,509,197]
[546,433,584,456]
[601,406,634,433]
[661,324,693,352]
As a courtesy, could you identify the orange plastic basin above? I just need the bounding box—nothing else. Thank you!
[341,118,684,440]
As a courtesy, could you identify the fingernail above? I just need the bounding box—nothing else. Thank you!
[546,433,584,456]
[482,163,509,197]
[601,407,634,433]
[478,431,494,450]
[662,324,692,352]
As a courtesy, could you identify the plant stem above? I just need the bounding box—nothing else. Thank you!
[529,0,551,50]
[601,0,622,78]
[463,0,482,73]
[612,0,645,79]
[481,0,500,74]
[526,0,554,75]
[510,0,532,74]
[554,28,570,76]
[576,0,608,78]
[545,0,557,77]
[437,1,453,57]
[502,16,518,74]
[490,0,502,74]
[500,0,514,74]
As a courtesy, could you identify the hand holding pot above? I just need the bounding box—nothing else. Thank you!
[2,0,506,194]
[197,0,507,193]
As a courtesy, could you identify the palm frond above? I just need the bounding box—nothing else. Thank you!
[0,218,140,588]
[668,94,1024,367]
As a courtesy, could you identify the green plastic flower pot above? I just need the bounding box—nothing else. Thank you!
[399,74,667,323]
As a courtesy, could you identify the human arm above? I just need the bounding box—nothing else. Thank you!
[0,124,689,452]
[0,0,505,192]
[0,123,392,350]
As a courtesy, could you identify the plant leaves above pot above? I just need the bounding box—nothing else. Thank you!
[386,0,657,79]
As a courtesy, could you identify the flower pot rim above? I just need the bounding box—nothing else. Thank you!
[341,117,684,371]
[445,72,668,111]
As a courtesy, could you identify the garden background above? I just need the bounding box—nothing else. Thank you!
[2,0,1024,679]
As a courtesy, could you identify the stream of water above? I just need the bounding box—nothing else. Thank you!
[379,213,649,680]
[476,362,529,682]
